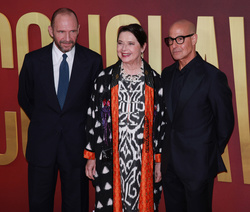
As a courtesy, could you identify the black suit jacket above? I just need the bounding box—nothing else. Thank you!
[161,53,234,188]
[18,43,103,167]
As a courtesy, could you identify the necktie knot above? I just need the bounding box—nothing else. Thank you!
[57,53,69,109]
[62,53,67,60]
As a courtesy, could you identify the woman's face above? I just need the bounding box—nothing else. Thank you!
[117,31,146,65]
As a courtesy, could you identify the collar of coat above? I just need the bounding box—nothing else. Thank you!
[111,59,155,89]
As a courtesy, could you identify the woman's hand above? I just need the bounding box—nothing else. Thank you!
[155,162,162,183]
[85,159,96,180]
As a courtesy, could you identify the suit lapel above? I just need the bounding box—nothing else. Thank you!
[173,58,205,121]
[39,44,61,111]
[63,44,88,109]
[162,65,176,121]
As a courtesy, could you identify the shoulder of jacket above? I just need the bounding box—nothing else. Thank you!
[75,43,101,58]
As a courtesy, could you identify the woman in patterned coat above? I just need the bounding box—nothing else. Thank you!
[84,23,166,212]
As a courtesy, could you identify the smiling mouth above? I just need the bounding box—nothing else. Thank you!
[122,53,131,57]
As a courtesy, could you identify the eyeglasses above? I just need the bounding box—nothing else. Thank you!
[164,33,194,47]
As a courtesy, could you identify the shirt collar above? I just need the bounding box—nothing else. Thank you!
[176,52,199,74]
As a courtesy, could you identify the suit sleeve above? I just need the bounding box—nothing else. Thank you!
[91,54,103,82]
[209,70,234,154]
[18,54,34,119]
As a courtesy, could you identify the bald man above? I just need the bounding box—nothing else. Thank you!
[161,20,234,212]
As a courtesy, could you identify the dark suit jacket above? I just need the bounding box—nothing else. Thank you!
[18,43,103,167]
[161,53,234,188]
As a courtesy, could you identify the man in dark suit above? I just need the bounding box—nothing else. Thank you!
[18,8,103,212]
[161,19,234,212]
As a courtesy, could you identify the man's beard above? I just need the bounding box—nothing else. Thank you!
[56,40,76,53]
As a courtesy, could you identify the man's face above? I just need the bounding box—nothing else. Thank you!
[48,13,79,53]
[168,23,196,65]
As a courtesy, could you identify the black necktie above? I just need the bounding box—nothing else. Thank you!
[57,54,69,109]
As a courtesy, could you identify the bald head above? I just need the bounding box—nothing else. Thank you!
[169,19,196,36]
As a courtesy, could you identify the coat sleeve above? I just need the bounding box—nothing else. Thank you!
[153,73,167,163]
[18,54,34,119]
[84,77,99,160]
[84,55,103,160]
[209,70,234,154]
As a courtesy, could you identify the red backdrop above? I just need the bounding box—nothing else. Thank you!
[0,0,249,211]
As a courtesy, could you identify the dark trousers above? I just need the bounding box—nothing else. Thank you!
[162,166,214,212]
[28,141,89,212]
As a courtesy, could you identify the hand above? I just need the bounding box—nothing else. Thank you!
[85,159,96,180]
[155,162,162,183]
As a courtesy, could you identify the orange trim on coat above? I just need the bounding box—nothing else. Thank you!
[155,154,161,163]
[139,84,154,212]
[84,149,95,160]
[111,84,122,212]
[111,83,155,211]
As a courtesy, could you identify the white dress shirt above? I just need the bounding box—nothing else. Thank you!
[52,42,75,94]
